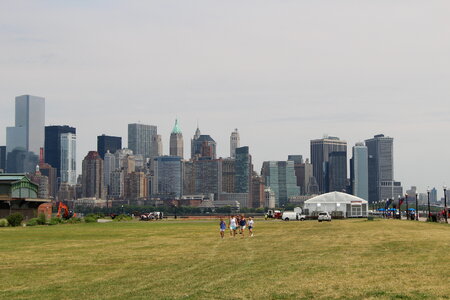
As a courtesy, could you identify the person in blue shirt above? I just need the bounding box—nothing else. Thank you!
[239,215,247,238]
[219,218,226,239]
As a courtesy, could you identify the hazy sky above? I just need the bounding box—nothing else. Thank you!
[1,1,449,196]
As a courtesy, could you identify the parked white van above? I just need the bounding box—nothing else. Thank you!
[281,211,306,221]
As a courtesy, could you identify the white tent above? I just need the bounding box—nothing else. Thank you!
[304,192,368,218]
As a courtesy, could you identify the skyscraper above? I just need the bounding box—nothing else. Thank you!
[103,150,116,195]
[60,132,77,185]
[351,143,369,201]
[97,134,122,159]
[169,119,184,158]
[0,146,6,171]
[82,151,105,199]
[365,134,403,203]
[128,123,157,160]
[156,134,163,156]
[45,125,76,178]
[291,158,318,195]
[221,158,235,193]
[261,161,300,207]
[327,151,347,192]
[6,95,45,172]
[310,136,347,193]
[230,129,240,158]
[194,158,222,199]
[235,146,252,193]
[153,156,183,198]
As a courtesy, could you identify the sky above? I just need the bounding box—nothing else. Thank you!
[1,0,449,197]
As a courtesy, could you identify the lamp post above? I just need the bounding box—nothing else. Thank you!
[405,193,409,220]
[427,188,431,222]
[415,192,418,221]
[444,185,448,223]
[398,195,401,219]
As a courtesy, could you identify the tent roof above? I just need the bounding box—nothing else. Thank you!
[305,192,368,204]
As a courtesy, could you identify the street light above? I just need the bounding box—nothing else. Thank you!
[415,192,419,221]
[405,193,409,220]
[444,185,448,223]
[427,188,431,222]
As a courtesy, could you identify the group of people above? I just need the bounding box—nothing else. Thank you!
[219,215,254,238]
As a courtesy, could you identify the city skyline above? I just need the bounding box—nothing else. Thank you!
[1,1,450,196]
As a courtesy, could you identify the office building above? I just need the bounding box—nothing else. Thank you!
[235,146,252,194]
[60,132,77,185]
[156,135,163,156]
[103,150,116,194]
[81,151,105,199]
[0,146,6,171]
[124,172,148,201]
[351,143,369,201]
[251,173,265,208]
[193,159,222,199]
[230,129,240,158]
[292,158,317,195]
[327,151,347,192]
[261,161,300,207]
[310,136,347,193]
[45,125,76,178]
[153,156,183,198]
[288,155,303,164]
[365,134,403,203]
[128,123,158,160]
[191,126,217,159]
[222,158,235,193]
[97,134,122,159]
[6,95,45,172]
[183,160,195,195]
[6,148,38,173]
[169,119,184,158]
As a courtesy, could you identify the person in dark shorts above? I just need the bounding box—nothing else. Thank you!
[219,218,226,239]
[248,217,254,237]
[239,215,246,238]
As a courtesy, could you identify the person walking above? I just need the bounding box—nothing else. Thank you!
[248,217,254,237]
[239,215,246,238]
[219,218,226,239]
[229,215,237,237]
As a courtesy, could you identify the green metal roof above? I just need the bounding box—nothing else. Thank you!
[0,174,29,182]
[171,119,182,134]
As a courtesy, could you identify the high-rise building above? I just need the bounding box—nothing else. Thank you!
[230,129,240,158]
[103,150,116,195]
[6,148,38,173]
[351,143,369,201]
[251,173,265,208]
[182,160,195,195]
[6,95,45,173]
[38,162,57,199]
[235,146,252,193]
[327,151,347,192]
[0,146,6,171]
[124,172,148,201]
[60,132,77,185]
[97,134,122,159]
[365,134,403,203]
[128,123,158,160]
[291,158,317,195]
[156,135,163,156]
[153,156,183,198]
[45,125,76,178]
[430,188,437,204]
[81,151,105,199]
[261,161,300,207]
[191,126,216,159]
[169,119,184,158]
[310,136,347,193]
[193,158,222,199]
[288,155,303,164]
[221,158,235,193]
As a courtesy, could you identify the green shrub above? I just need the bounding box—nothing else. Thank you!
[7,213,24,227]
[48,217,61,225]
[64,217,82,224]
[113,214,133,222]
[84,216,98,223]
[27,218,39,226]
[37,213,46,225]
[0,218,8,227]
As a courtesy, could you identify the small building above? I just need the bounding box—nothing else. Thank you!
[0,174,51,219]
[304,191,368,218]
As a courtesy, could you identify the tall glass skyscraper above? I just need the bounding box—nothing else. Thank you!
[45,125,76,178]
[153,156,183,198]
[128,123,157,160]
[261,161,300,207]
[97,134,122,159]
[6,95,45,172]
[235,146,251,193]
[60,133,77,185]
[351,143,368,201]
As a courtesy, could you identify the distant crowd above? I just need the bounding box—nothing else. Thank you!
[219,215,254,238]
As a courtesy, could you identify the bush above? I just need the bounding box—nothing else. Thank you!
[64,217,82,224]
[37,213,46,225]
[7,213,24,227]
[113,214,133,222]
[84,216,98,223]
[0,218,9,227]
[48,217,61,226]
[27,218,39,226]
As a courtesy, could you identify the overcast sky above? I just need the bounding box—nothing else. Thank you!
[1,1,449,196]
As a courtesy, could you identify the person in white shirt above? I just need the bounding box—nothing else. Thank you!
[229,215,237,237]
[248,217,254,237]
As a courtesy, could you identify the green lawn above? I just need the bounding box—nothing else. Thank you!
[1,219,449,300]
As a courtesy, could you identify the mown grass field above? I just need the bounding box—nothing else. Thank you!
[1,218,449,300]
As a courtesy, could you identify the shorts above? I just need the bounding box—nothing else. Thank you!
[248,226,253,230]
[241,226,246,230]
[220,228,225,232]
[230,225,236,230]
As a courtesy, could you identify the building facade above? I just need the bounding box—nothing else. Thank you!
[81,151,105,199]
[327,151,347,193]
[44,125,76,178]
[351,143,369,201]
[128,123,158,160]
[153,156,183,198]
[230,129,240,158]
[261,161,300,207]
[169,119,184,158]
[60,132,77,185]
[97,134,122,159]
[310,136,347,193]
